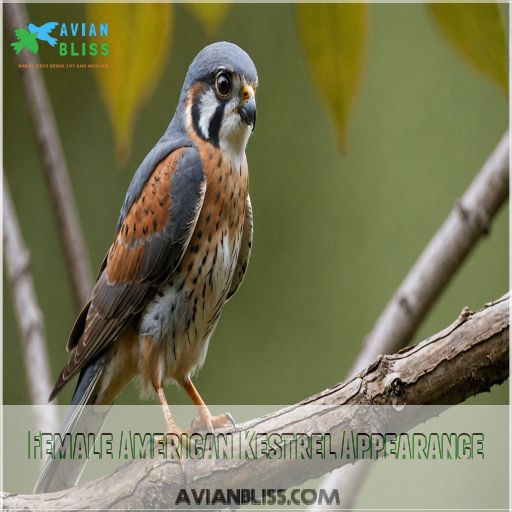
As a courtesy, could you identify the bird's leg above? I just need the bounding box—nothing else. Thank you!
[181,378,236,431]
[155,384,186,444]
[182,378,212,431]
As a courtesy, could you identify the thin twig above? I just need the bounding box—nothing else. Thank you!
[1,295,508,509]
[315,132,509,510]
[4,3,93,309]
[3,173,59,435]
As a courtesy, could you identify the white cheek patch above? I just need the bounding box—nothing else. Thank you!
[188,88,253,157]
[198,89,218,140]
[219,96,252,156]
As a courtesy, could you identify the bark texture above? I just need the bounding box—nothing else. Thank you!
[322,132,509,510]
[2,295,508,510]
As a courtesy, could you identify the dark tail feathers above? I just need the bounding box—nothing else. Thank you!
[34,359,109,494]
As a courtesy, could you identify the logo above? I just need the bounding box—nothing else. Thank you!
[11,22,58,55]
[10,22,109,57]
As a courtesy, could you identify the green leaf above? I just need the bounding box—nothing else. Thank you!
[429,3,507,94]
[86,4,172,166]
[296,4,368,150]
[186,3,230,34]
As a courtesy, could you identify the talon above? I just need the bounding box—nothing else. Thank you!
[210,412,236,430]
[224,412,236,430]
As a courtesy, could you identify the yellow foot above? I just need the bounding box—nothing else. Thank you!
[191,412,236,432]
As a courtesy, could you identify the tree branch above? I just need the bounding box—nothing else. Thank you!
[4,2,93,309]
[351,131,508,376]
[3,173,59,434]
[317,132,509,510]
[2,295,508,510]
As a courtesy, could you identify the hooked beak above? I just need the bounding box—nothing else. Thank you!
[239,96,256,129]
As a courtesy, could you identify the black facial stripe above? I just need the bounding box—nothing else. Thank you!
[208,102,226,147]
[191,100,206,141]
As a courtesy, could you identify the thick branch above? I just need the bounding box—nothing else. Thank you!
[2,295,508,510]
[3,174,58,433]
[4,2,93,308]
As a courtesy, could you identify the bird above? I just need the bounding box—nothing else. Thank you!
[10,28,39,55]
[35,41,257,493]
[27,22,59,47]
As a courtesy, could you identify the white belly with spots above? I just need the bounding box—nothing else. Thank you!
[138,228,243,388]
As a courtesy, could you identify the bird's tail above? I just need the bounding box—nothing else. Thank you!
[47,36,57,47]
[10,41,24,55]
[34,359,109,494]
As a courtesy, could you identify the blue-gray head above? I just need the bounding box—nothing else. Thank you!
[178,42,258,155]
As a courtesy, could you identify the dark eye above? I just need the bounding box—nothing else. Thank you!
[215,72,232,98]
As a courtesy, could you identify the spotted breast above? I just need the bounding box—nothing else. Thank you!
[138,140,250,391]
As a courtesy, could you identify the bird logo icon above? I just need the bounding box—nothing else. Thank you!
[28,22,59,46]
[10,21,59,55]
[10,28,38,55]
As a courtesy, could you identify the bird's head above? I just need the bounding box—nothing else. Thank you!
[181,42,258,156]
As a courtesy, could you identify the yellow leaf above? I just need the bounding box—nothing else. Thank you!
[86,4,172,166]
[186,3,230,34]
[429,3,507,94]
[296,4,368,150]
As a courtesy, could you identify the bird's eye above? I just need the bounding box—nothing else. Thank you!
[215,72,232,98]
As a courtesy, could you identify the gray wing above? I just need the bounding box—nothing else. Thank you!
[49,147,206,400]
[227,194,253,300]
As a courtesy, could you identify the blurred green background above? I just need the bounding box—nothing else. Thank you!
[3,3,508,407]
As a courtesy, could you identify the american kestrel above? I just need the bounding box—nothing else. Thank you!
[38,41,257,491]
